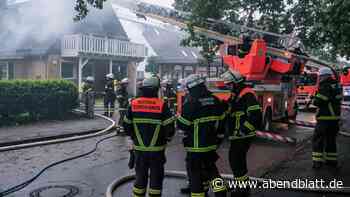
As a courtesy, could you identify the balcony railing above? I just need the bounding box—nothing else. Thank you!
[61,34,147,58]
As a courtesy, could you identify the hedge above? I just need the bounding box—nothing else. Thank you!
[0,80,78,120]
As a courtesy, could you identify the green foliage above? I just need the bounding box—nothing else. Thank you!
[174,0,350,60]
[0,80,78,121]
[74,0,107,21]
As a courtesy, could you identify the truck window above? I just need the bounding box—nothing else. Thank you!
[298,73,318,86]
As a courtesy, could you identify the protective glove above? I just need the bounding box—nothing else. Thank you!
[127,137,134,151]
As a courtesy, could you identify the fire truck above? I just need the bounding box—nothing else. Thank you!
[134,3,334,131]
[341,66,350,103]
[296,65,320,110]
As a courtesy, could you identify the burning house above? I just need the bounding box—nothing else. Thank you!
[0,0,147,94]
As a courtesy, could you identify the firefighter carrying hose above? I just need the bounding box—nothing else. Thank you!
[312,67,342,169]
[104,73,117,117]
[221,70,262,197]
[178,74,227,197]
[116,78,129,133]
[123,76,176,197]
[82,76,95,119]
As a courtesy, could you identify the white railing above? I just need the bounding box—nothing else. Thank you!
[61,34,147,58]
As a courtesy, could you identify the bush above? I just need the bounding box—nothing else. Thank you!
[0,80,78,121]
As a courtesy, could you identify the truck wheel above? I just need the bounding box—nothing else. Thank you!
[263,110,272,131]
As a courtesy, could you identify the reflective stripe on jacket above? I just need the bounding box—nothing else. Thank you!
[123,97,176,152]
[227,87,262,140]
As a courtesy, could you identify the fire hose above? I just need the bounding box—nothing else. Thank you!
[106,170,350,197]
[0,112,116,197]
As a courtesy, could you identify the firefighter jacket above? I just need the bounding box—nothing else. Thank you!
[123,97,176,152]
[82,83,93,92]
[177,90,226,153]
[105,80,116,99]
[116,87,129,108]
[313,79,342,121]
[227,87,262,140]
[163,85,176,100]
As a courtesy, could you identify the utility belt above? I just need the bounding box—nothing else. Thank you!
[185,145,218,153]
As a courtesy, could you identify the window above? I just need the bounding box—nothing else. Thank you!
[61,62,74,79]
[0,62,8,80]
[8,62,14,80]
[191,51,198,59]
[181,50,188,57]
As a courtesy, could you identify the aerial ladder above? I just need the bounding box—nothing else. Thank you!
[133,3,335,130]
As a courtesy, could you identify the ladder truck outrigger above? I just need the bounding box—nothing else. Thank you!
[134,3,335,131]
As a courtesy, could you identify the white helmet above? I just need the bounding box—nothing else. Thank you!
[319,67,333,76]
[121,78,129,84]
[185,74,205,89]
[86,76,94,83]
[221,70,244,84]
[106,73,114,79]
[319,67,334,82]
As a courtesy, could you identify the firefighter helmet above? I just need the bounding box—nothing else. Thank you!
[185,74,205,89]
[106,73,114,79]
[86,76,94,83]
[141,76,160,89]
[319,67,334,82]
[221,70,244,84]
[121,78,129,84]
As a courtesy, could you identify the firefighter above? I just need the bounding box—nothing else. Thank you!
[104,73,117,117]
[82,76,95,119]
[123,76,176,197]
[178,74,227,197]
[116,78,129,133]
[312,67,342,169]
[221,70,262,197]
[162,80,177,112]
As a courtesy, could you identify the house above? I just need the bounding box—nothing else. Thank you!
[0,0,147,95]
[113,3,223,82]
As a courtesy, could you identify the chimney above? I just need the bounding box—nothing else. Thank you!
[0,0,7,9]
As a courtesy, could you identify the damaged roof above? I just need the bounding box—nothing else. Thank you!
[0,0,129,58]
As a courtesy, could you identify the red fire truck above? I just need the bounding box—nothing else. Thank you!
[341,66,350,102]
[134,4,334,131]
[296,66,320,110]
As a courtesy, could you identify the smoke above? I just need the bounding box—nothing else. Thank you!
[0,0,76,51]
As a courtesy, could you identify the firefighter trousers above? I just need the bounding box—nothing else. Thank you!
[104,96,115,117]
[186,152,226,197]
[312,121,339,164]
[133,151,166,197]
[229,137,254,197]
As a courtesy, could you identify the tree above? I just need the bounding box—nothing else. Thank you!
[174,0,350,60]
[74,0,107,21]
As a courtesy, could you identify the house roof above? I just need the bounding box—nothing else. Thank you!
[0,0,129,58]
[142,25,202,65]
[113,3,203,65]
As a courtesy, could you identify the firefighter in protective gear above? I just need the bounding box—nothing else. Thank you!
[117,78,129,133]
[178,74,227,197]
[123,76,176,197]
[162,80,177,113]
[82,76,95,119]
[312,67,342,169]
[104,73,117,117]
[221,70,262,197]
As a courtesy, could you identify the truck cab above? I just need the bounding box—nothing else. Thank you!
[297,71,319,110]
